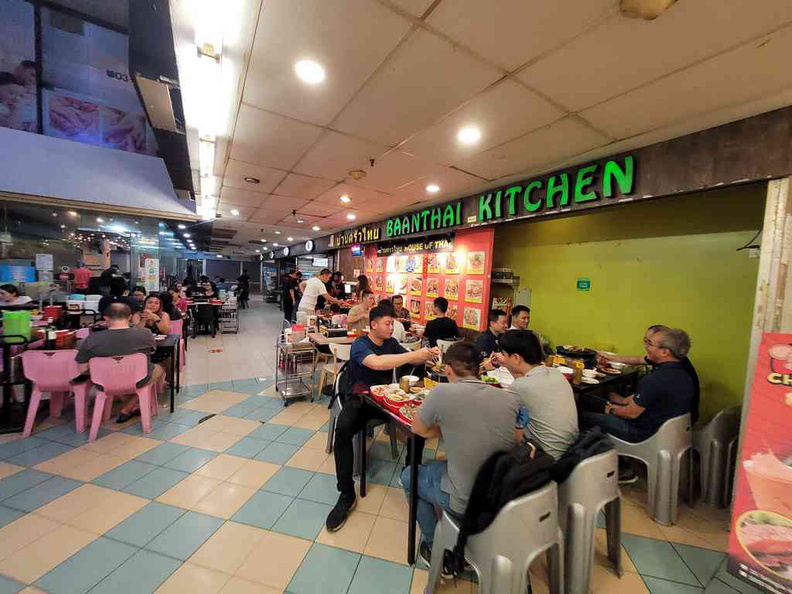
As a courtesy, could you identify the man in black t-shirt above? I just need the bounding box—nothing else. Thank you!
[424,297,459,347]
[281,272,297,322]
[326,305,438,533]
[474,308,508,360]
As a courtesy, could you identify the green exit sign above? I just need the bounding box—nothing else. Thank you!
[576,277,591,291]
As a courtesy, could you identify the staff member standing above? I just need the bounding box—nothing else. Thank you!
[296,269,342,321]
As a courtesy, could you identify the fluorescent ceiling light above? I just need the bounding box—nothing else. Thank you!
[287,237,293,241]
[275,231,281,235]
[201,175,217,197]
[96,217,104,223]
[426,184,440,193]
[216,254,223,258]
[312,225,320,231]
[346,213,356,221]
[68,211,78,217]
[183,233,191,238]
[230,209,240,216]
[295,60,325,84]
[340,194,351,203]
[199,138,215,177]
[260,239,267,242]
[178,224,186,230]
[457,126,482,144]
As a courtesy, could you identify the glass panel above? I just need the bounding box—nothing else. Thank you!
[0,0,37,133]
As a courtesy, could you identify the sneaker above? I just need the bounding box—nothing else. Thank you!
[325,494,356,532]
[618,468,638,484]
[418,541,433,568]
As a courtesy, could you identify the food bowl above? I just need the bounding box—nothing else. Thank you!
[403,375,419,387]
[609,361,627,370]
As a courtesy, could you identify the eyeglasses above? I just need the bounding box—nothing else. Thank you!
[643,337,664,348]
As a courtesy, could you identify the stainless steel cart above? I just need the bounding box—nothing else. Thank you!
[274,333,315,405]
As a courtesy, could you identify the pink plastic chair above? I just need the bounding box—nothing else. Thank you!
[21,350,91,437]
[87,354,158,441]
[170,319,185,371]
[75,328,91,339]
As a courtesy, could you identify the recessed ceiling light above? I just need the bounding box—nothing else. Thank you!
[296,219,304,223]
[244,176,260,184]
[260,239,267,242]
[178,224,186,230]
[67,210,78,217]
[216,254,223,258]
[183,233,191,238]
[275,231,281,235]
[287,236,293,241]
[159,231,167,235]
[255,249,260,253]
[51,212,57,217]
[96,217,104,223]
[230,209,240,216]
[295,59,325,84]
[340,194,351,204]
[426,184,440,193]
[457,126,482,144]
[346,213,356,221]
[312,225,320,231]
[60,224,66,229]
[273,242,279,247]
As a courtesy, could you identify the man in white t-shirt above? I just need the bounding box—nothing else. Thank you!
[297,269,342,316]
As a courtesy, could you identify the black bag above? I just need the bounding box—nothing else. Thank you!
[444,440,555,578]
[551,427,614,484]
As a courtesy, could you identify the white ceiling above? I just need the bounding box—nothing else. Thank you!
[197,0,792,254]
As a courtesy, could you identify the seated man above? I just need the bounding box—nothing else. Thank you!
[509,305,553,356]
[98,277,140,316]
[391,294,412,329]
[474,308,508,361]
[581,326,695,470]
[326,305,438,532]
[75,303,165,422]
[378,299,406,342]
[495,330,579,460]
[404,342,524,565]
[599,324,700,424]
[347,290,375,333]
[424,297,459,347]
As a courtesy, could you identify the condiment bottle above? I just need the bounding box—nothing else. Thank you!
[572,359,584,385]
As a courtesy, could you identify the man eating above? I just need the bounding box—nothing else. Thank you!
[475,308,508,363]
[326,305,439,532]
[509,305,553,355]
[424,297,459,347]
[347,290,375,333]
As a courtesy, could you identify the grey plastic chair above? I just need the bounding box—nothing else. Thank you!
[558,449,622,594]
[609,414,692,526]
[689,407,741,507]
[426,482,564,594]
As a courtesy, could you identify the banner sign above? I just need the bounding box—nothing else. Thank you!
[727,332,792,593]
[376,235,454,256]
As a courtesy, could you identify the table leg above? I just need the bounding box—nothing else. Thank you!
[407,435,425,566]
[176,341,181,394]
[358,429,367,498]
[169,349,176,413]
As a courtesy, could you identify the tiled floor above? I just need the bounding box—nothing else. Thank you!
[0,300,758,593]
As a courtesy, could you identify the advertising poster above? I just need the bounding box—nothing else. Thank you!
[143,258,159,293]
[728,333,792,593]
[0,0,37,133]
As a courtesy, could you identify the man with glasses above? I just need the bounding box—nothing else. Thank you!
[582,327,695,482]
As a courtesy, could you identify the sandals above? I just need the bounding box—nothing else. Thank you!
[116,410,141,423]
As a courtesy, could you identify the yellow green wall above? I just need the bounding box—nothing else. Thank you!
[493,183,766,420]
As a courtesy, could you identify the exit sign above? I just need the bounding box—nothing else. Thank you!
[576,277,591,291]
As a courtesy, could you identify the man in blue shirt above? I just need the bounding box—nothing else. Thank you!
[326,305,438,532]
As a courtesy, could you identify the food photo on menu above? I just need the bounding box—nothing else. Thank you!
[447,303,458,321]
[410,298,421,318]
[467,251,485,275]
[387,256,396,272]
[374,276,383,291]
[397,275,408,294]
[463,307,481,330]
[102,107,146,153]
[410,276,423,296]
[424,300,435,320]
[376,259,383,272]
[465,279,483,303]
[427,254,440,273]
[366,259,373,273]
[444,278,459,300]
[444,252,460,274]
[45,91,100,144]
[426,278,439,297]
[385,277,394,293]
[398,255,408,272]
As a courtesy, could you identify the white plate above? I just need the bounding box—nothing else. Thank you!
[581,377,599,384]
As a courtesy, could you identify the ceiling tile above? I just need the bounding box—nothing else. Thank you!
[222,160,287,194]
[333,28,502,146]
[388,0,435,18]
[391,165,483,204]
[242,0,411,127]
[259,195,311,212]
[519,0,792,112]
[273,173,337,200]
[313,183,391,207]
[293,131,389,181]
[219,187,269,207]
[298,201,344,217]
[427,0,616,71]
[400,79,565,165]
[230,104,323,169]
[580,25,792,140]
[216,204,255,219]
[248,208,294,224]
[456,116,610,180]
[346,150,435,193]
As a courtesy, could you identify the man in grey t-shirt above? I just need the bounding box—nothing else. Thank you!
[402,341,523,566]
[495,330,579,460]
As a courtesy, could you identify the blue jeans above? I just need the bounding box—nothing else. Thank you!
[400,461,454,547]
[581,411,648,443]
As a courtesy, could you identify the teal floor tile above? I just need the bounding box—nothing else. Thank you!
[255,442,300,464]
[369,441,401,461]
[288,543,361,594]
[105,502,185,547]
[90,549,181,594]
[318,422,330,433]
[145,511,223,560]
[165,409,208,426]
[249,423,289,441]
[93,461,158,490]
[622,535,700,586]
[231,490,293,529]
[163,448,218,473]
[243,406,279,422]
[672,543,726,586]
[0,505,23,528]
[0,469,53,500]
[146,422,193,441]
[0,436,47,460]
[134,442,190,466]
[121,419,168,435]
[3,476,82,512]
[704,578,742,593]
[0,574,24,594]
[263,467,315,496]
[5,441,73,466]
[224,436,269,459]
[272,498,333,540]
[35,537,137,594]
[347,556,413,594]
[33,424,75,442]
[50,429,109,447]
[298,473,339,506]
[122,467,188,499]
[276,427,315,447]
[208,381,236,391]
[223,401,262,418]
[367,459,398,486]
[231,379,261,391]
[644,576,704,594]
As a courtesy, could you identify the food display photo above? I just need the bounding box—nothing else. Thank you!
[443,252,460,274]
[465,279,483,303]
[463,307,481,330]
[426,278,439,297]
[427,253,440,273]
[467,251,485,275]
[410,276,423,296]
[444,278,459,300]
[410,298,421,318]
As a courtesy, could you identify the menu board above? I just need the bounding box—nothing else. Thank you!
[727,333,792,593]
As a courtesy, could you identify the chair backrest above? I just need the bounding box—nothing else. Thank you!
[698,406,741,443]
[88,353,149,395]
[558,449,618,528]
[195,303,215,322]
[612,414,692,457]
[22,349,82,390]
[170,319,184,338]
[329,342,352,362]
[437,339,460,354]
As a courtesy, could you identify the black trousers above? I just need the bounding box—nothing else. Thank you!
[334,394,389,497]
[283,302,293,322]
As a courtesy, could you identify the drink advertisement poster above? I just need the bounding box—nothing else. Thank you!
[728,333,792,593]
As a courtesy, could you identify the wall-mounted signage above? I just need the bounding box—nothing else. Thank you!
[282,247,290,257]
[350,244,363,257]
[477,156,636,223]
[576,277,591,291]
[304,240,314,252]
[330,225,380,247]
[376,235,455,256]
[385,201,463,239]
